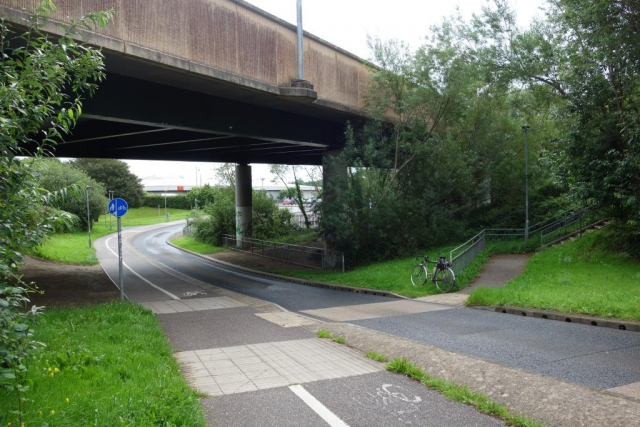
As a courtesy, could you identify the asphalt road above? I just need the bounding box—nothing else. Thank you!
[98,223,640,391]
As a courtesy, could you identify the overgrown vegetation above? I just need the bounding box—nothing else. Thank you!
[192,187,297,245]
[35,159,108,228]
[0,2,111,422]
[0,302,206,426]
[468,226,640,321]
[320,0,640,267]
[386,358,542,427]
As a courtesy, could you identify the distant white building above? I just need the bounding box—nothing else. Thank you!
[143,183,321,199]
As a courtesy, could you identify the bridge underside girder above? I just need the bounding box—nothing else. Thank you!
[50,73,358,166]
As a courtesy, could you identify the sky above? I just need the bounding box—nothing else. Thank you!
[122,0,547,187]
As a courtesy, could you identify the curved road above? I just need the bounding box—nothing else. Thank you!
[97,222,640,392]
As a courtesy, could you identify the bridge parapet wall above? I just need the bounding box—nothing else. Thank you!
[1,0,370,112]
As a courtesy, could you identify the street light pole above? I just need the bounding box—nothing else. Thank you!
[296,0,303,80]
[522,124,530,244]
[85,185,92,248]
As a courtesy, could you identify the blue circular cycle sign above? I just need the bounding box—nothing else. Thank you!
[108,198,128,217]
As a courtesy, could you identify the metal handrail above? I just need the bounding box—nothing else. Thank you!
[450,229,485,262]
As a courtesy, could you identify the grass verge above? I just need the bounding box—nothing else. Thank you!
[170,235,225,255]
[386,358,542,427]
[467,228,640,321]
[0,302,205,426]
[31,207,193,265]
[366,351,389,363]
[316,330,332,339]
[275,243,486,298]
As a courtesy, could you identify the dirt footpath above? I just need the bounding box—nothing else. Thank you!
[19,256,119,307]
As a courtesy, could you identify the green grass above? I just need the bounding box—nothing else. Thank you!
[386,358,542,427]
[331,336,346,344]
[275,244,485,298]
[0,302,205,427]
[467,227,640,321]
[170,235,224,254]
[271,229,321,245]
[316,330,332,339]
[31,207,193,265]
[366,351,389,363]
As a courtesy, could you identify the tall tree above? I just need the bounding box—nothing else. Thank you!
[71,158,145,208]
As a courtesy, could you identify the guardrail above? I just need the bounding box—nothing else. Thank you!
[449,205,606,273]
[222,234,344,271]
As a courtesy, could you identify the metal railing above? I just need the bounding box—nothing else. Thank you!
[449,230,486,274]
[540,206,605,247]
[222,234,344,271]
[449,205,606,273]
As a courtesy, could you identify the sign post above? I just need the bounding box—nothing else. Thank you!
[108,198,129,300]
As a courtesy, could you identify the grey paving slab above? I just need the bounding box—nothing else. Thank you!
[157,307,314,351]
[305,371,505,427]
[352,306,640,389]
[139,296,246,313]
[202,386,325,427]
[255,312,320,328]
[176,338,383,396]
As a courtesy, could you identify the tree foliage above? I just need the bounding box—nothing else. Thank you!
[36,159,108,227]
[71,158,145,208]
[0,1,111,418]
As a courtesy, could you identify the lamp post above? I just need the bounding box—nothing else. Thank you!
[522,124,530,244]
[297,0,303,80]
[85,185,92,248]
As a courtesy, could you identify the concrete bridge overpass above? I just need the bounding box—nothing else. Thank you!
[1,0,372,166]
[1,0,366,240]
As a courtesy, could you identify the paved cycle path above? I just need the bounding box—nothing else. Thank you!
[459,253,531,295]
[96,224,640,426]
[95,225,505,426]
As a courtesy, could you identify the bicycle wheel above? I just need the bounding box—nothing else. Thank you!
[410,264,428,287]
[433,267,456,293]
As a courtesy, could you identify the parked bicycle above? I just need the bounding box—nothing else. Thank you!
[410,255,456,293]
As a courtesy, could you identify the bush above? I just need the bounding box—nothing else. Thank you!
[35,160,108,227]
[193,188,297,245]
[186,184,217,209]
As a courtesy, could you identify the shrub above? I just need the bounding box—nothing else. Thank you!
[35,160,108,227]
[193,188,297,245]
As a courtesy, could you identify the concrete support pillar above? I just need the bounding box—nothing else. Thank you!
[322,150,347,252]
[235,164,252,248]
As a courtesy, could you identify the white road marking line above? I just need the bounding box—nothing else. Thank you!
[105,235,180,300]
[289,384,350,427]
